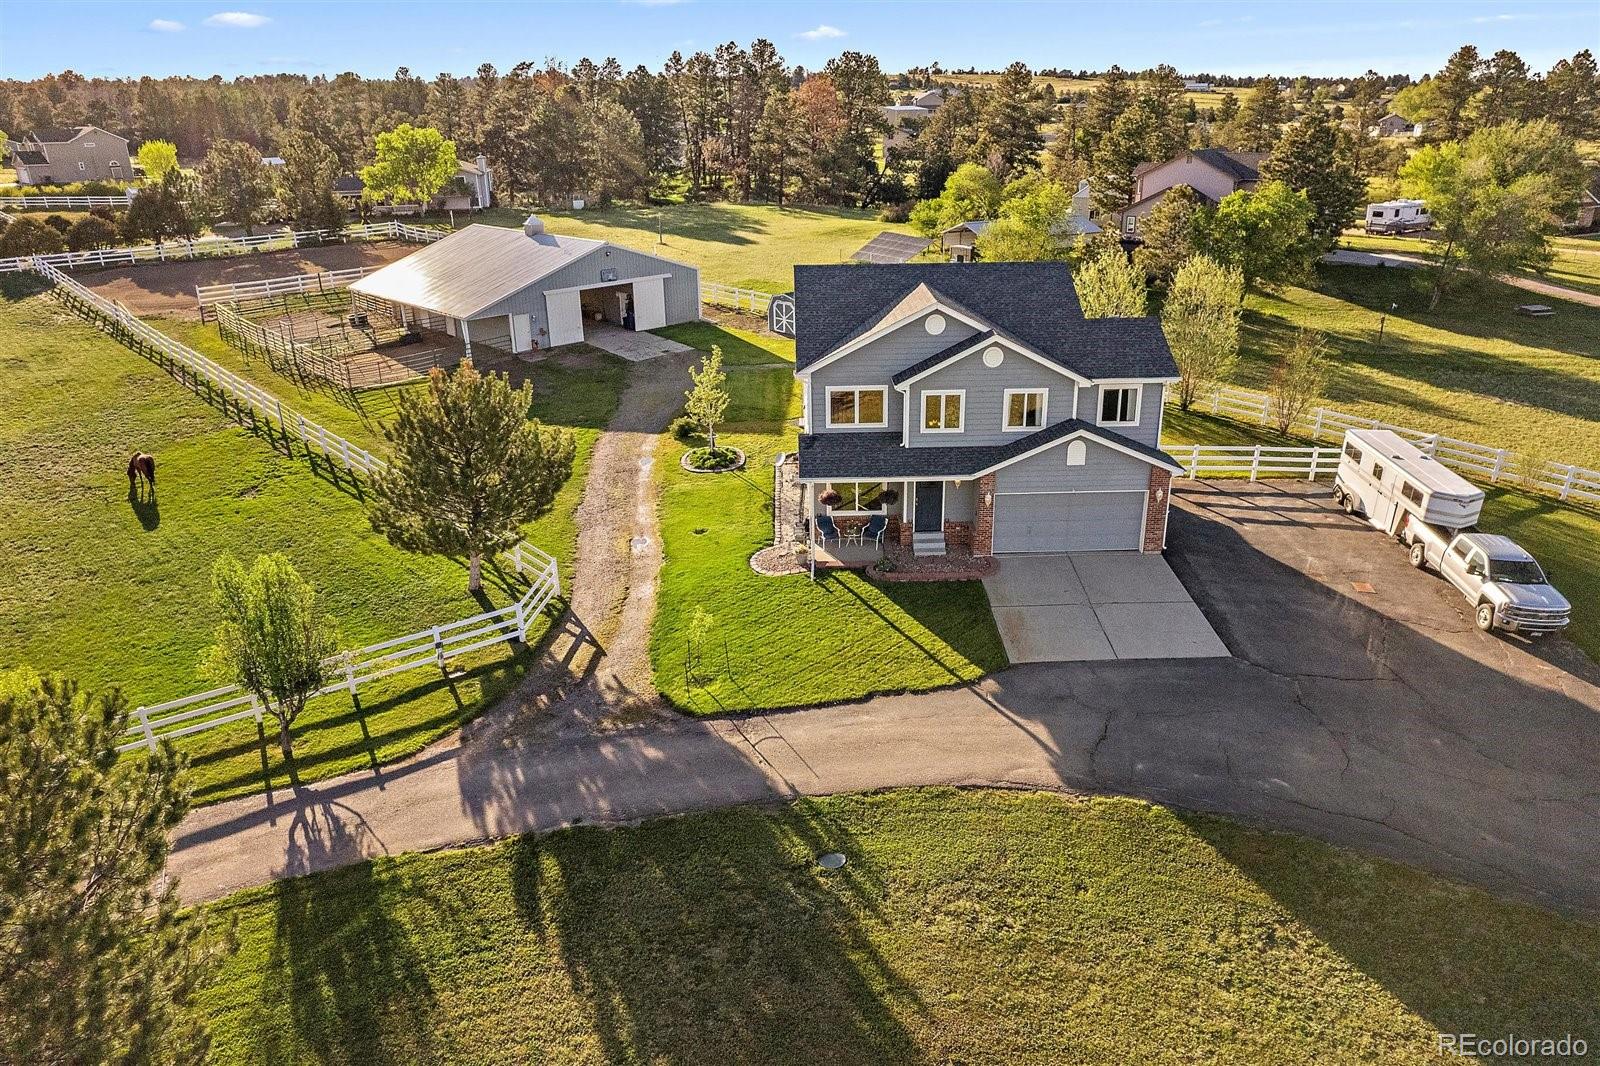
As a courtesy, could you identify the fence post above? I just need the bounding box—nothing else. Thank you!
[1560,465,1576,501]
[433,626,446,670]
[1311,407,1326,441]
[1187,444,1199,479]
[136,706,155,750]
[1490,449,1507,484]
[514,599,527,642]
[1250,445,1261,481]
[1211,390,1221,415]
[346,656,357,695]
[1307,448,1319,481]
[1422,433,1439,457]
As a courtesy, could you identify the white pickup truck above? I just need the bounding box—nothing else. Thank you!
[1401,522,1573,636]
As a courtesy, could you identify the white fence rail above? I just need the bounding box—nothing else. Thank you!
[702,281,772,315]
[1199,385,1600,504]
[196,266,372,312]
[1175,444,1342,481]
[0,219,444,274]
[27,259,563,754]
[119,544,559,753]
[1,193,134,210]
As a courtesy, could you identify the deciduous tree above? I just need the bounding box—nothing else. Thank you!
[1196,180,1318,291]
[360,123,457,209]
[910,161,1002,236]
[134,138,178,182]
[684,346,731,448]
[1074,240,1148,318]
[1268,329,1329,435]
[1162,255,1243,409]
[0,215,66,256]
[203,554,341,760]
[66,214,119,250]
[369,360,576,593]
[1132,184,1200,284]
[0,670,223,1066]
[1261,109,1366,249]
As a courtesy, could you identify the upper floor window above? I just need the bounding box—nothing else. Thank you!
[1004,389,1047,431]
[1098,385,1141,427]
[826,386,887,428]
[922,390,964,432]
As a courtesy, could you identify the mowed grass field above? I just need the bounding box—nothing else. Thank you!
[648,321,1006,713]
[460,202,910,292]
[0,280,624,803]
[1338,231,1600,298]
[194,788,1600,1065]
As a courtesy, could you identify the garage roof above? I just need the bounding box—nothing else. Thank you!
[349,224,605,319]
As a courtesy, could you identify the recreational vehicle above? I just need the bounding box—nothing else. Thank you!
[1365,199,1432,234]
[1332,429,1483,535]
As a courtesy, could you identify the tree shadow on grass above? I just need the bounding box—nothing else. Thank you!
[507,799,928,1064]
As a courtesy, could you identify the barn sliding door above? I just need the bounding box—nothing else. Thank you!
[544,290,584,347]
[632,276,667,330]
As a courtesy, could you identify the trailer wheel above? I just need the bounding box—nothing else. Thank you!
[1409,542,1428,569]
[1475,603,1496,632]
[1341,493,1357,516]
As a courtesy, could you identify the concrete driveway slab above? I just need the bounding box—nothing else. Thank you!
[584,323,693,362]
[1070,552,1193,603]
[990,605,1114,662]
[983,555,1088,606]
[1094,601,1230,658]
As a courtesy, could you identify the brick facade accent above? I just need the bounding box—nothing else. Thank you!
[943,521,973,549]
[973,474,996,556]
[1143,468,1172,552]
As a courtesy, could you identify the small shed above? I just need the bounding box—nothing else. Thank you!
[939,220,991,262]
[768,292,796,337]
[349,219,701,356]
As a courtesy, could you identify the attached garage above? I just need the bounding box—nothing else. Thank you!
[349,217,700,358]
[993,490,1146,553]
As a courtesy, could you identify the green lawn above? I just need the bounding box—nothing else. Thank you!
[1236,265,1600,468]
[194,787,1600,1065]
[0,282,625,804]
[648,322,1006,714]
[1337,232,1600,298]
[460,202,910,292]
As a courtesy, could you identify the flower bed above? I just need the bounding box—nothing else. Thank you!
[681,446,746,473]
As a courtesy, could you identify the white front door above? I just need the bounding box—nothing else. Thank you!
[544,290,584,346]
[444,316,456,337]
[510,313,532,353]
[632,276,667,330]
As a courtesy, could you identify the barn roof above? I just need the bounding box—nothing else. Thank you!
[349,223,605,319]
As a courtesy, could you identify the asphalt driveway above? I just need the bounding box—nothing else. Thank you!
[983,553,1228,662]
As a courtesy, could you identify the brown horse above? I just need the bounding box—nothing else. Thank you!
[127,452,157,498]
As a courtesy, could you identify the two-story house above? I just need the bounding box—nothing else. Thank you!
[9,126,132,185]
[795,263,1185,557]
[1116,148,1267,238]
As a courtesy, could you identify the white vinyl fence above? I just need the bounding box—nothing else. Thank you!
[1,193,134,210]
[0,219,444,274]
[702,281,772,315]
[196,265,372,312]
[1197,385,1600,504]
[29,259,563,753]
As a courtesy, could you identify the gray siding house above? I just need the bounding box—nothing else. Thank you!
[349,218,700,355]
[10,126,131,185]
[795,263,1184,556]
[1116,148,1267,237]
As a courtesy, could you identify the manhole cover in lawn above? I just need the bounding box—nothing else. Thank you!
[818,852,847,871]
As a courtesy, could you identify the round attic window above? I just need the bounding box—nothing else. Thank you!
[982,346,1004,368]
[924,313,947,336]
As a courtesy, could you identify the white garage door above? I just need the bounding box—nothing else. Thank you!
[993,491,1146,553]
[545,290,584,347]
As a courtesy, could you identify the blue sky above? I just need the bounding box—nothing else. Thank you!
[3,1,1596,81]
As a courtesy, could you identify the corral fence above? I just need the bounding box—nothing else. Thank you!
[26,258,564,755]
[196,265,373,317]
[702,281,772,315]
[214,300,363,393]
[118,541,559,754]
[1197,385,1600,504]
[0,219,445,274]
[0,192,134,210]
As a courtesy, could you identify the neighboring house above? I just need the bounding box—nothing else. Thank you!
[1373,113,1415,138]
[334,154,493,212]
[1116,148,1267,237]
[939,220,991,262]
[1570,171,1600,231]
[1184,81,1213,92]
[348,216,700,354]
[882,104,932,148]
[913,87,959,111]
[8,126,131,185]
[794,263,1184,557]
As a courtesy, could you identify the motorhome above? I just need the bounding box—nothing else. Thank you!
[1365,199,1432,234]
[1333,429,1483,535]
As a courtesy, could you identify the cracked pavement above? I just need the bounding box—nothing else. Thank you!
[169,480,1600,917]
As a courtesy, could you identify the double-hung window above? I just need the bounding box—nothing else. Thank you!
[922,390,963,432]
[826,387,887,428]
[1098,385,1141,427]
[1003,389,1047,431]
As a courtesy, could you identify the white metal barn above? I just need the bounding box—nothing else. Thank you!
[348,217,701,356]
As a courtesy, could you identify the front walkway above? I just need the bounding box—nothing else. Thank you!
[983,553,1227,662]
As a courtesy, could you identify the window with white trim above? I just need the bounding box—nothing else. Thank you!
[921,390,964,432]
[824,482,888,515]
[1098,385,1140,426]
[1003,389,1047,431]
[826,387,887,428]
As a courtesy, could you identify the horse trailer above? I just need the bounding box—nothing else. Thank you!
[1333,429,1483,536]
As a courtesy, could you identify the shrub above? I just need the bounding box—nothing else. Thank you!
[686,446,741,471]
[42,214,72,234]
[67,215,120,251]
[878,200,914,224]
[669,415,700,442]
[0,216,67,257]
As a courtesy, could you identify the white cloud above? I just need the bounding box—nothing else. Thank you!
[203,11,271,28]
[148,18,185,31]
[1471,13,1519,22]
[798,24,845,41]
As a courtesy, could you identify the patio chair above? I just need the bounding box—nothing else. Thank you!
[814,514,841,547]
[860,513,888,549]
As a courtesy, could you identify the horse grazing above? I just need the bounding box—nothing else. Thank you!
[127,452,157,497]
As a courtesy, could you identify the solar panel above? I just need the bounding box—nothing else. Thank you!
[850,231,933,264]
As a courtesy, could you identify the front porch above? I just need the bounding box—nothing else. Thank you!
[802,476,990,560]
